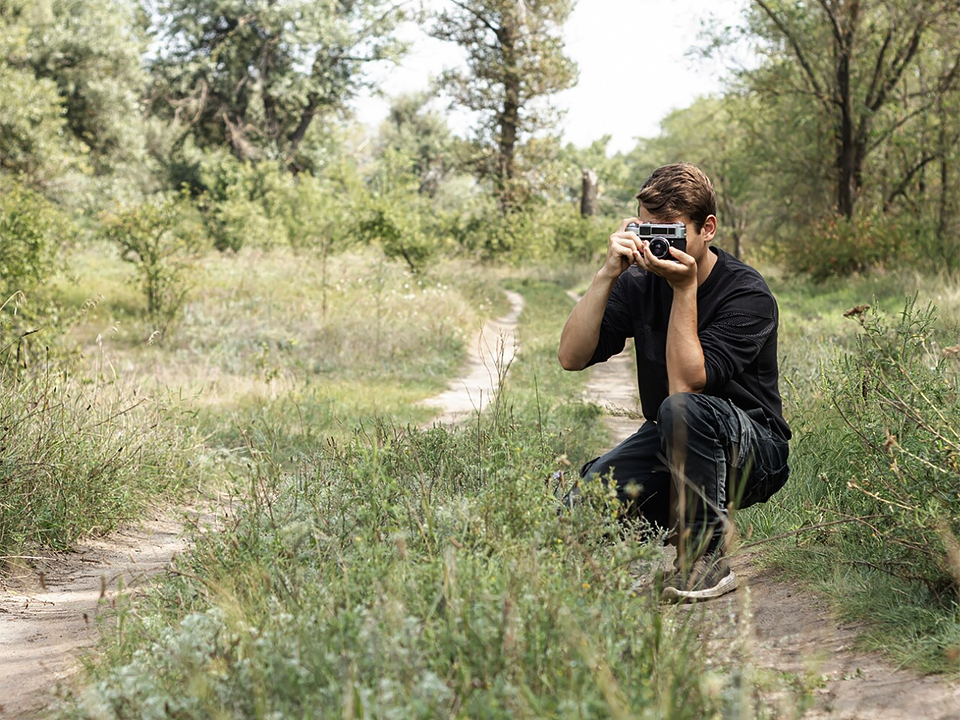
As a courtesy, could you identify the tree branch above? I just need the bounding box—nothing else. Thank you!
[752,0,831,111]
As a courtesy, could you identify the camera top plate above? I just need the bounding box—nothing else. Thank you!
[625,222,687,239]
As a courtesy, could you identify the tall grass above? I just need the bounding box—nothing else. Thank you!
[0,358,202,561]
[740,272,960,673]
[57,275,809,718]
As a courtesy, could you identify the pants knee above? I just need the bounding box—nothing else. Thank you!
[657,392,699,432]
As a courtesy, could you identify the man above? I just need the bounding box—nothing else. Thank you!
[557,163,790,602]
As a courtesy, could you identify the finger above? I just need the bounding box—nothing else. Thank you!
[611,234,641,254]
[617,217,642,233]
[668,246,695,266]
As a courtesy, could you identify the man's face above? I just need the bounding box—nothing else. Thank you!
[636,205,713,264]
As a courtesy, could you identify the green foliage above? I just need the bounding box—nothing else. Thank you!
[188,149,292,251]
[460,201,610,264]
[810,299,960,594]
[0,2,77,181]
[99,195,201,336]
[148,0,406,170]
[783,212,905,280]
[23,0,147,172]
[431,0,578,211]
[0,179,64,301]
[0,362,199,557]
[377,92,456,198]
[359,149,446,274]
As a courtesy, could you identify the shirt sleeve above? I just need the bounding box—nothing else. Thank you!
[699,294,777,392]
[585,273,634,367]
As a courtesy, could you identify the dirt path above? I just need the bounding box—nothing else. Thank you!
[569,291,960,718]
[0,500,227,719]
[421,289,525,426]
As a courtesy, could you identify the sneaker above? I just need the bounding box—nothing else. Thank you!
[660,549,737,603]
[560,478,582,511]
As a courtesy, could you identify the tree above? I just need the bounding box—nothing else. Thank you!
[147,0,406,171]
[0,1,76,183]
[376,92,455,198]
[430,0,577,212]
[24,0,148,173]
[730,0,960,219]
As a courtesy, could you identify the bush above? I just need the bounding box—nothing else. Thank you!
[193,151,291,252]
[784,211,904,280]
[0,179,64,302]
[807,298,960,597]
[100,195,201,337]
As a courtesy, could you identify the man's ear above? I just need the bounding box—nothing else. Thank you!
[701,214,718,243]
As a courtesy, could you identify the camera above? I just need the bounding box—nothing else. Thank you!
[625,222,687,262]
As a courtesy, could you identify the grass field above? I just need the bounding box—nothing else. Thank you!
[3,243,958,716]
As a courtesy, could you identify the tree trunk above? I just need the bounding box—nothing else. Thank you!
[497,19,520,213]
[580,169,598,217]
[837,44,858,218]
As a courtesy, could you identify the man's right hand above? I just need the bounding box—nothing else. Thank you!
[602,217,644,279]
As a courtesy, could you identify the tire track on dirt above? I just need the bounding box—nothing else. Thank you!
[567,290,960,718]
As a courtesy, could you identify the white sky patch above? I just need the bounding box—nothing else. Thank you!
[352,0,753,154]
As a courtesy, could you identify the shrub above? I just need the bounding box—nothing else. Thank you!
[193,152,291,252]
[784,211,904,281]
[0,179,64,302]
[100,195,201,337]
[809,298,960,597]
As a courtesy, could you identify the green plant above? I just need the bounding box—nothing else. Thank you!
[0,360,201,560]
[784,212,904,281]
[0,179,64,302]
[100,195,200,337]
[816,298,960,595]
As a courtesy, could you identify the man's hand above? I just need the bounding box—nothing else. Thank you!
[635,242,698,291]
[601,218,644,279]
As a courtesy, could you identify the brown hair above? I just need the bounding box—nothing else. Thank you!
[636,163,717,233]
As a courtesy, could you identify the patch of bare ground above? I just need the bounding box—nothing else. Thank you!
[420,289,525,426]
[571,282,960,718]
[0,497,230,719]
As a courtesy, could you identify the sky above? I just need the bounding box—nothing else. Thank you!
[352,0,753,155]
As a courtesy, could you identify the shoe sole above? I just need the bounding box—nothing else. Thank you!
[660,571,738,603]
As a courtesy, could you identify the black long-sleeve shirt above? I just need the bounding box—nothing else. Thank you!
[586,247,791,441]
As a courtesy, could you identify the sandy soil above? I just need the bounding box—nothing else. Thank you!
[420,290,525,426]
[0,500,227,719]
[568,288,960,718]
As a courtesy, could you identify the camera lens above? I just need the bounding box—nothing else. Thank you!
[648,237,670,259]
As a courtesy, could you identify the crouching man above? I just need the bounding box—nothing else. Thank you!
[558,163,791,602]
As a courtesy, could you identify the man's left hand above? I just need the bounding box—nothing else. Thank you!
[635,243,698,290]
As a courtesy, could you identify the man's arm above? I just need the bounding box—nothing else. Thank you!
[557,270,620,370]
[665,285,706,394]
[558,218,643,371]
[634,244,706,394]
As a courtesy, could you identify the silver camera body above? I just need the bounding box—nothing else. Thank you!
[625,222,687,262]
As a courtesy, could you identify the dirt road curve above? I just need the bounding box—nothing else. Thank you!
[568,290,960,718]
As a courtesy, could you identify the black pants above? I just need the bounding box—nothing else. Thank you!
[580,393,790,553]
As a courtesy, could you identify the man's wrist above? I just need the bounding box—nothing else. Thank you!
[595,266,621,284]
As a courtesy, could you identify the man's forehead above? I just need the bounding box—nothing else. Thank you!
[637,205,685,224]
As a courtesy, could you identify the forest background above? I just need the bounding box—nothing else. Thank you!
[1,0,959,716]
